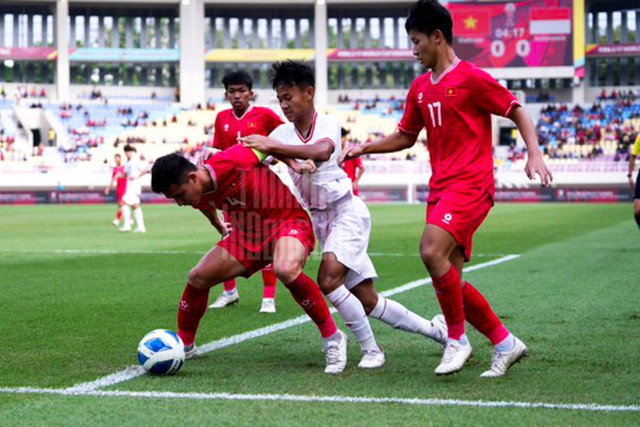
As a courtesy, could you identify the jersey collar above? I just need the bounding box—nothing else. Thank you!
[232,105,253,121]
[295,112,318,144]
[430,57,461,85]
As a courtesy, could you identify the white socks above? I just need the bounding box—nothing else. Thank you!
[370,296,441,341]
[495,333,515,353]
[133,207,145,230]
[326,285,378,352]
[121,205,132,228]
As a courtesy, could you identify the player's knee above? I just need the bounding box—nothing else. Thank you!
[420,243,445,269]
[188,267,213,289]
[317,268,342,294]
[273,259,303,285]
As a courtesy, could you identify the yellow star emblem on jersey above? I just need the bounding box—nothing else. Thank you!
[464,15,478,30]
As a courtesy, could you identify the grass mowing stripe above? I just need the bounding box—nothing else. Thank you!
[64,255,519,392]
[1,387,639,413]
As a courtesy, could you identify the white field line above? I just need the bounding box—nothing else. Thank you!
[0,249,508,258]
[64,254,520,393]
[0,387,638,413]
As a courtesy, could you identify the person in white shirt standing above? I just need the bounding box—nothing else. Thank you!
[242,60,446,373]
[120,145,148,233]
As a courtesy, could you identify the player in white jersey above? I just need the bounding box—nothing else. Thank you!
[120,145,148,233]
[242,61,447,373]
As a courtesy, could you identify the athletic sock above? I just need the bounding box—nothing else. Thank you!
[370,296,441,340]
[121,205,131,227]
[177,284,210,346]
[133,207,145,230]
[326,285,378,352]
[261,265,277,299]
[635,214,640,231]
[285,272,336,338]
[432,266,465,341]
[462,281,510,346]
[223,280,237,293]
[495,334,516,353]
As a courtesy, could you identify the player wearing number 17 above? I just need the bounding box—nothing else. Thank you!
[341,0,553,377]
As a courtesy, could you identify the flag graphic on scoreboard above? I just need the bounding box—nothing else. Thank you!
[529,8,571,35]
[452,9,491,37]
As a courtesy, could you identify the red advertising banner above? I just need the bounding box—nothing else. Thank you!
[586,43,640,58]
[449,0,573,68]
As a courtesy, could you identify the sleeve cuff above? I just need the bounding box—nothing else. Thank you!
[504,100,521,118]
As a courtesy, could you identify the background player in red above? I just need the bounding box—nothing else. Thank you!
[339,128,365,196]
[104,153,127,227]
[341,0,553,377]
[151,145,348,374]
[210,70,284,313]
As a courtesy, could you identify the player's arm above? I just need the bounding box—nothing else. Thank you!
[241,134,333,162]
[339,131,417,165]
[509,106,553,187]
[199,207,230,237]
[355,159,365,184]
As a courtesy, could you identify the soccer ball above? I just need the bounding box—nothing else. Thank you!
[137,329,185,375]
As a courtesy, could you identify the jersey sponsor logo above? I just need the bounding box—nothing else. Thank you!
[248,122,256,128]
[224,124,230,132]
[445,87,458,97]
[418,92,424,103]
[288,229,299,236]
[442,213,453,225]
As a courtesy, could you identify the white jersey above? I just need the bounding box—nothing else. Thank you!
[269,113,351,210]
[122,156,144,205]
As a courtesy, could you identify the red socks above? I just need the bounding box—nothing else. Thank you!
[432,266,466,340]
[177,284,210,346]
[223,279,236,292]
[261,266,277,299]
[285,272,337,338]
[462,281,509,346]
[116,209,122,221]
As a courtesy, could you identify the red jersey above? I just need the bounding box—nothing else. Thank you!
[195,145,310,238]
[213,106,284,150]
[112,165,127,192]
[398,59,520,199]
[342,157,363,182]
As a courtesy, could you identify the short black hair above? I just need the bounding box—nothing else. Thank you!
[151,153,197,194]
[405,0,453,45]
[271,60,315,90]
[221,70,253,91]
[123,144,136,153]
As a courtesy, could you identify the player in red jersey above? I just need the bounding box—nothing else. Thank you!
[151,144,348,374]
[339,128,365,196]
[210,70,285,313]
[104,153,127,227]
[341,0,552,377]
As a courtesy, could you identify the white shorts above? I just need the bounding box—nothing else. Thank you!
[311,195,377,289]
[122,181,141,206]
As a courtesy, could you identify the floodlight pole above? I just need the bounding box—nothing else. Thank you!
[314,0,328,108]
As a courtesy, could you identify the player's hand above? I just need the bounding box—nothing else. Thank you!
[104,187,110,196]
[220,221,232,238]
[339,144,363,167]
[197,148,215,166]
[241,134,274,153]
[293,159,317,174]
[525,150,553,187]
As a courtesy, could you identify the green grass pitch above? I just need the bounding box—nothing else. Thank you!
[0,203,639,425]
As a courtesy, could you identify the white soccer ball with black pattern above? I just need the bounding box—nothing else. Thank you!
[137,329,185,375]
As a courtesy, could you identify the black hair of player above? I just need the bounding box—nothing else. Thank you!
[222,70,253,91]
[123,144,136,153]
[271,60,315,90]
[405,0,453,45]
[151,153,197,194]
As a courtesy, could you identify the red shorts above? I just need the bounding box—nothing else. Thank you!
[426,188,493,262]
[115,187,126,203]
[217,218,315,277]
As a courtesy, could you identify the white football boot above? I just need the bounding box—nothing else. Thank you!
[259,298,276,313]
[184,343,197,360]
[209,290,239,309]
[431,314,448,347]
[434,340,473,375]
[480,337,528,378]
[324,330,348,374]
[358,348,385,369]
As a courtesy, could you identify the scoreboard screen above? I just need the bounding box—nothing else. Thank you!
[449,0,573,68]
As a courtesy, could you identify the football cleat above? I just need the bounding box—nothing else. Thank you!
[480,337,528,378]
[324,330,348,374]
[184,343,197,360]
[112,219,120,227]
[358,348,385,369]
[133,227,146,233]
[209,291,239,309]
[259,298,276,313]
[434,340,473,375]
